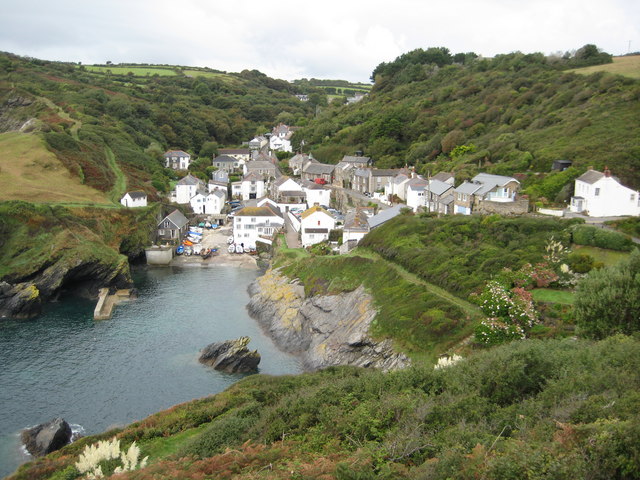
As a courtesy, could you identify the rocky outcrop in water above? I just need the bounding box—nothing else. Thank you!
[0,282,42,319]
[21,417,72,457]
[199,336,261,373]
[247,269,410,371]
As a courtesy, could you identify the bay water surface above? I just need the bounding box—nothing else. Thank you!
[0,265,302,477]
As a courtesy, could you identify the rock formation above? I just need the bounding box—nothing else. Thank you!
[247,269,410,371]
[21,417,72,457]
[199,336,261,373]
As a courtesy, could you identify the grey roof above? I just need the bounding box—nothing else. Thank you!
[432,171,454,183]
[177,174,202,186]
[344,209,370,232]
[164,150,189,157]
[213,155,237,163]
[246,160,276,171]
[406,177,428,189]
[368,205,403,229]
[441,195,455,205]
[304,228,329,234]
[455,181,482,195]
[160,209,188,229]
[371,169,400,177]
[342,155,371,164]
[208,180,227,187]
[125,191,146,199]
[218,148,249,155]
[212,189,226,199]
[576,170,605,184]
[280,190,306,197]
[470,173,520,195]
[427,179,453,196]
[243,172,264,182]
[304,163,335,175]
[354,168,370,178]
[394,174,409,185]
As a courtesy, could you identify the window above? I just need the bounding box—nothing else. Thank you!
[251,218,256,222]
[631,194,635,202]
[595,188,600,196]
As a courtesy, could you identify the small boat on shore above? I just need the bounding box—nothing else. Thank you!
[227,236,234,244]
[235,244,244,254]
[228,244,236,254]
[175,245,184,255]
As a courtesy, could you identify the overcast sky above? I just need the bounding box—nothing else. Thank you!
[1,0,638,82]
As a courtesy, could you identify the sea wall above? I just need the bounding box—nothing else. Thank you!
[247,269,410,371]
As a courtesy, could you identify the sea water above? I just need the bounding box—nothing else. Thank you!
[0,266,301,477]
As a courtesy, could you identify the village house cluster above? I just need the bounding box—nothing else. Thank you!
[120,122,640,252]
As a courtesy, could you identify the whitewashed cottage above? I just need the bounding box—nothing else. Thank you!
[570,167,640,217]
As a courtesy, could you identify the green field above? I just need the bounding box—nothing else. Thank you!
[570,55,640,79]
[572,244,631,266]
[82,65,178,76]
[532,288,575,305]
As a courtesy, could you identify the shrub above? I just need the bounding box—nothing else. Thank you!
[572,225,633,251]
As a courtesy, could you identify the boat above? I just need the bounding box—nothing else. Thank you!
[235,244,244,254]
[200,247,211,259]
[193,245,202,255]
[182,239,193,246]
[228,244,236,254]
[204,221,212,229]
[183,246,193,256]
[227,236,234,244]
[175,245,184,255]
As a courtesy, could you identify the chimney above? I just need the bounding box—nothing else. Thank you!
[588,166,593,171]
[604,166,611,177]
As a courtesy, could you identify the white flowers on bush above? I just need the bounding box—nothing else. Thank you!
[75,437,148,479]
[434,354,463,369]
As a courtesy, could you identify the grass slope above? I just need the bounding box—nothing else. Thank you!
[0,132,111,204]
[570,54,640,79]
[9,336,640,479]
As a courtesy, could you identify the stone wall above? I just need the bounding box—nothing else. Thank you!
[474,196,530,215]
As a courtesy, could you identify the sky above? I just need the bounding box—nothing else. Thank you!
[1,0,638,82]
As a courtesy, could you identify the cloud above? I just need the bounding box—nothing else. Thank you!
[1,0,638,81]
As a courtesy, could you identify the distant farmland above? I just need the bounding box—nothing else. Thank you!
[82,65,178,76]
[571,55,640,79]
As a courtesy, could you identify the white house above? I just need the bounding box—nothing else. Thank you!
[231,181,242,198]
[300,205,336,247]
[241,173,266,201]
[405,177,429,212]
[232,205,284,248]
[385,173,411,201]
[164,150,191,170]
[218,148,250,165]
[570,167,640,217]
[302,180,332,208]
[175,174,204,204]
[190,189,226,214]
[120,191,147,208]
[269,135,292,153]
[208,179,228,194]
[343,208,370,244]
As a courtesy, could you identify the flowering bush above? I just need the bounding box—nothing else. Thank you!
[75,437,148,479]
[474,280,538,345]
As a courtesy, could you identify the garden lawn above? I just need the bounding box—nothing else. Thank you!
[572,245,631,266]
[532,288,575,305]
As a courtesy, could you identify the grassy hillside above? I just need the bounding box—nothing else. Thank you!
[0,132,111,204]
[10,336,640,479]
[0,52,317,198]
[570,54,640,79]
[293,48,640,195]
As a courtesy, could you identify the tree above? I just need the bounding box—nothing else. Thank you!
[575,249,640,339]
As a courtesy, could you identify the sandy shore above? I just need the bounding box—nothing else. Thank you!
[169,225,258,269]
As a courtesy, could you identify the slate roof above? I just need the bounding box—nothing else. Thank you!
[470,173,520,195]
[393,174,409,185]
[368,205,403,229]
[427,179,454,196]
[371,169,400,177]
[342,155,371,164]
[164,150,190,157]
[354,168,370,178]
[243,172,264,182]
[455,181,483,195]
[304,228,329,234]
[218,148,249,155]
[303,163,335,175]
[344,209,370,232]
[213,155,237,163]
[246,160,276,171]
[432,171,454,183]
[160,209,188,229]
[177,174,202,186]
[576,170,606,184]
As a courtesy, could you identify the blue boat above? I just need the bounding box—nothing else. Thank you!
[175,245,184,255]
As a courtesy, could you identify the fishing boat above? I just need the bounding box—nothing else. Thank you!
[235,244,244,254]
[228,244,236,254]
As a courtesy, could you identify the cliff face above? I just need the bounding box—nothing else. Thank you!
[247,269,410,371]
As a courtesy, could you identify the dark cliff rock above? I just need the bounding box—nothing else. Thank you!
[199,336,261,373]
[0,282,42,319]
[21,418,72,457]
[247,269,410,371]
